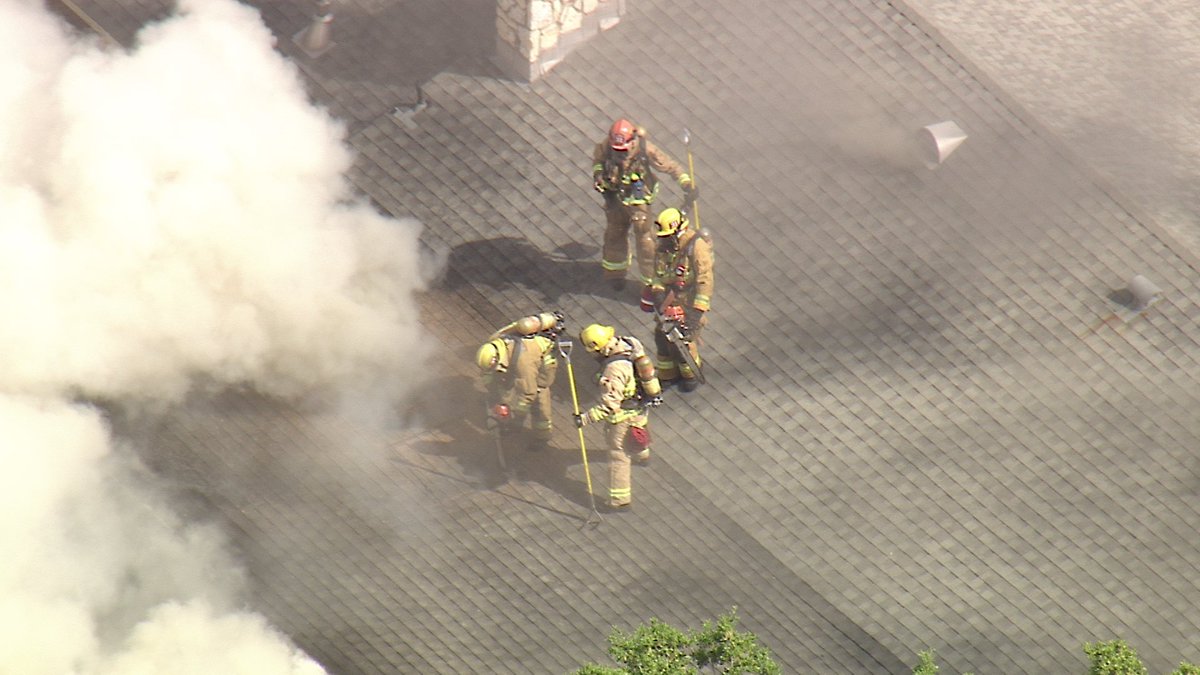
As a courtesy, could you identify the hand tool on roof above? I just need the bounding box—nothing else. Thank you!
[656,288,705,384]
[557,339,602,526]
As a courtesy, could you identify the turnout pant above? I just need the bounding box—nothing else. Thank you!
[601,203,654,284]
[504,388,554,442]
[654,313,705,381]
[605,414,649,507]
[528,387,553,440]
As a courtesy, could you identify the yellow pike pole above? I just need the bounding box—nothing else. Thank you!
[557,339,602,525]
[683,127,700,230]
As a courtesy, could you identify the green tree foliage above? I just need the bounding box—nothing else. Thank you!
[573,608,780,675]
[1086,641,1149,675]
[910,649,973,675]
[691,611,780,674]
[912,649,939,675]
[911,641,1196,675]
[1083,640,1200,675]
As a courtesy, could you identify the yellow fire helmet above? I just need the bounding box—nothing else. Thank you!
[475,338,508,371]
[655,207,689,237]
[579,324,615,353]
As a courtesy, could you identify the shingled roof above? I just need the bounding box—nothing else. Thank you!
[70,0,1200,673]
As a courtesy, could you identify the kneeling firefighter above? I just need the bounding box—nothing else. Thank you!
[642,207,714,391]
[572,323,661,510]
[475,311,563,454]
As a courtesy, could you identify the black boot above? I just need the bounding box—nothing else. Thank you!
[679,377,700,392]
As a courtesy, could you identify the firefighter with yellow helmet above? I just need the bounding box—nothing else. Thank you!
[642,207,714,391]
[592,119,696,291]
[475,312,562,452]
[572,323,662,510]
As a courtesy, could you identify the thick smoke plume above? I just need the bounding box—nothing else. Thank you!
[1,0,427,402]
[0,0,431,671]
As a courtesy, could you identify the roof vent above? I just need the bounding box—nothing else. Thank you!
[392,85,429,129]
[919,120,967,169]
[293,1,335,59]
[1126,274,1162,312]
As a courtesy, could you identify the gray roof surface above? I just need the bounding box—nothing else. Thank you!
[907,0,1200,257]
[70,0,1200,673]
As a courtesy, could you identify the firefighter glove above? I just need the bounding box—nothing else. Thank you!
[593,171,606,193]
[639,285,657,313]
[629,425,651,450]
[683,182,698,202]
[573,413,586,429]
[662,305,685,324]
[685,307,704,329]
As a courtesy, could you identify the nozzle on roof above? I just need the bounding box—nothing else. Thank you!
[293,1,335,59]
[919,120,967,169]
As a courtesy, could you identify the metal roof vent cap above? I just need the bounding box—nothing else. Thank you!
[1127,274,1162,312]
[294,1,335,59]
[919,120,967,169]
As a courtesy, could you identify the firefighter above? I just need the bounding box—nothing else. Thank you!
[572,323,661,510]
[475,312,561,452]
[592,118,696,291]
[642,207,713,392]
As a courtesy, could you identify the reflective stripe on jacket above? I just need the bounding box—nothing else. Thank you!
[484,335,557,412]
[650,228,715,312]
[592,138,689,206]
[585,337,648,424]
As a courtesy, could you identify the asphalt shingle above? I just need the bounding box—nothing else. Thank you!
[65,0,1200,673]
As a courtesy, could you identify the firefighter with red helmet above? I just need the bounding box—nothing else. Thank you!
[643,207,713,391]
[572,323,662,510]
[592,119,695,290]
[476,312,562,452]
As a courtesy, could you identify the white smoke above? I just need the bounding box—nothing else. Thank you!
[0,0,432,671]
[1,0,427,402]
[0,396,323,673]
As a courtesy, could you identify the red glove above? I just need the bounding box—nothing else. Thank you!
[629,426,651,450]
[640,285,656,313]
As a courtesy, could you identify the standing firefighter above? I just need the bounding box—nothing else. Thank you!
[592,118,696,290]
[476,312,563,454]
[572,323,662,510]
[642,207,714,391]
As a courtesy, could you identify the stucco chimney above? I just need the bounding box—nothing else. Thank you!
[495,0,626,82]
